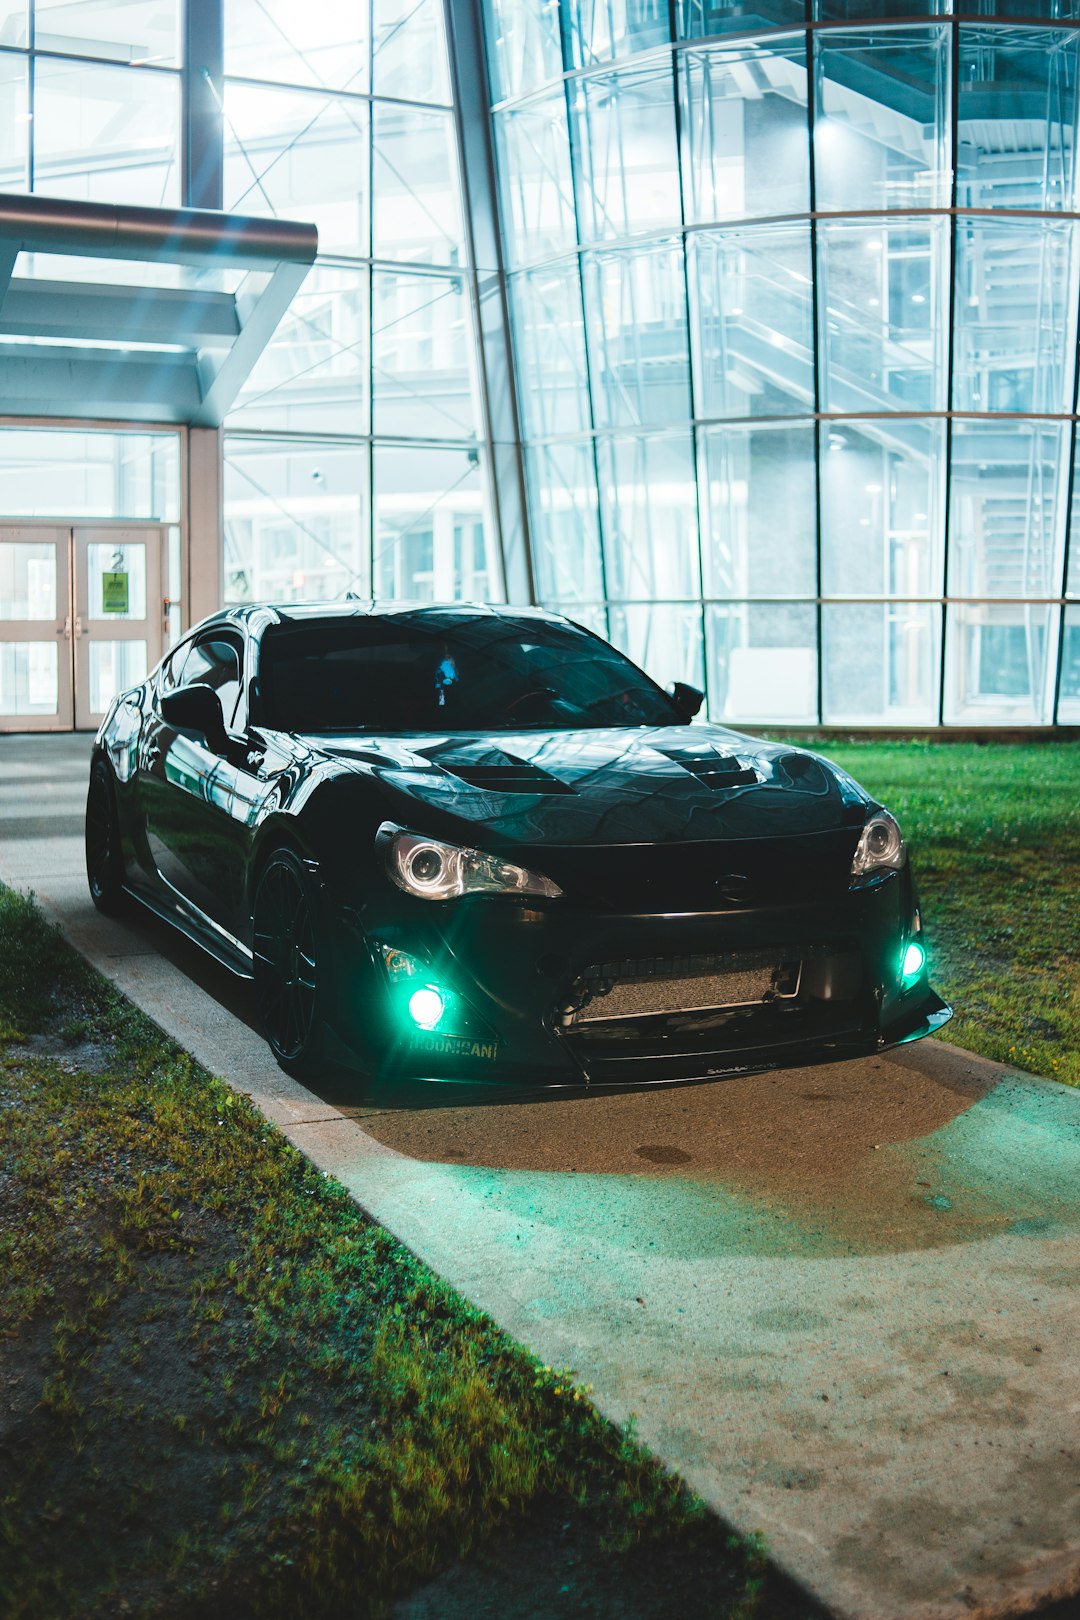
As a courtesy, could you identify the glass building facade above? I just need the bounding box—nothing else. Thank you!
[0,0,1079,724]
[488,0,1080,725]
[219,0,501,613]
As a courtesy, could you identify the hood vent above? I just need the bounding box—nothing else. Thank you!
[436,755,575,795]
[656,750,760,791]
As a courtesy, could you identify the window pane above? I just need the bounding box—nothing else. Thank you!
[575,61,680,242]
[87,541,147,620]
[678,0,804,40]
[229,266,369,436]
[485,0,564,103]
[526,442,605,601]
[494,93,577,266]
[705,601,817,722]
[35,0,180,66]
[34,59,179,206]
[373,102,464,265]
[822,603,940,724]
[89,640,147,714]
[373,0,450,104]
[958,27,1080,211]
[224,0,367,91]
[948,419,1068,598]
[0,642,59,715]
[0,52,29,192]
[224,438,370,603]
[701,422,816,597]
[821,419,945,596]
[373,271,479,439]
[818,217,948,412]
[0,428,179,519]
[1057,606,1080,720]
[373,445,498,600]
[690,224,813,419]
[944,603,1057,724]
[583,241,690,430]
[510,262,591,439]
[814,0,949,17]
[567,0,671,69]
[814,27,950,211]
[953,218,1077,415]
[0,542,57,619]
[608,603,705,690]
[224,83,369,259]
[597,432,699,600]
[0,6,29,47]
[681,39,809,225]
[1068,435,1080,598]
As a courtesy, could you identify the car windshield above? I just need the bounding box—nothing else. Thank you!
[257,612,680,732]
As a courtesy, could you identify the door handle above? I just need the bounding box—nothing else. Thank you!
[75,616,87,637]
[58,615,72,639]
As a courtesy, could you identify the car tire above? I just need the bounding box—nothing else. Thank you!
[86,755,127,915]
[252,847,326,1079]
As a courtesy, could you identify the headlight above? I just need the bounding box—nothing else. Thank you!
[380,824,562,902]
[850,809,906,886]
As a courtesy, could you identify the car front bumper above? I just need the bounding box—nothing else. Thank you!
[336,867,952,1087]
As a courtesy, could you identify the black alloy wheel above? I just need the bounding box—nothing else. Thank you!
[252,848,324,1077]
[86,755,126,914]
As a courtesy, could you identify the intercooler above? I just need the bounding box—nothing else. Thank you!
[561,950,803,1026]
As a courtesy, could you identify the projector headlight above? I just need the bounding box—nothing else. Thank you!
[380,824,562,902]
[850,809,907,887]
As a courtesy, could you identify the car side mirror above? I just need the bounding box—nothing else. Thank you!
[161,684,228,752]
[669,681,704,722]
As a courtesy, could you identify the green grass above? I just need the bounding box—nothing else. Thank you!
[0,888,777,1620]
[809,741,1080,1088]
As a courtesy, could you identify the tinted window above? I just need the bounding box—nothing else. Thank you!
[258,613,679,733]
[183,634,244,729]
[158,639,194,694]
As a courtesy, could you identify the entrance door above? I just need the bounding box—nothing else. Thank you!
[0,526,73,731]
[73,526,164,731]
[0,523,166,732]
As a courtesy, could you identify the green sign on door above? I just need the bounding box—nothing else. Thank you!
[102,571,130,615]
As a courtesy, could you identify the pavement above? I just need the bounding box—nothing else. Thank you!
[1,731,1078,1620]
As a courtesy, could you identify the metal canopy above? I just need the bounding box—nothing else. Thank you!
[0,195,317,427]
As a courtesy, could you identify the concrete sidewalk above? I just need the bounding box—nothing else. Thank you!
[2,732,1078,1620]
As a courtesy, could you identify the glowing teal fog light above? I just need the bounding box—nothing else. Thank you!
[901,941,926,984]
[408,986,446,1030]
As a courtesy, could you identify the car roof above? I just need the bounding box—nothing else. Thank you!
[225,601,571,629]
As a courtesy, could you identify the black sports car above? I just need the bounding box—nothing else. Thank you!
[87,602,951,1085]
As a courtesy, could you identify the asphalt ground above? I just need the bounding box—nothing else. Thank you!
[1,732,1078,1620]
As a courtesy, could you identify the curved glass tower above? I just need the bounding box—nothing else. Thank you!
[485,0,1080,725]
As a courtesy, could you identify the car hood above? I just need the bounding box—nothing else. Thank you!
[308,726,870,847]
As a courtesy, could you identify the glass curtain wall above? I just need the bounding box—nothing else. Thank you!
[221,0,500,607]
[0,0,182,203]
[485,0,1080,724]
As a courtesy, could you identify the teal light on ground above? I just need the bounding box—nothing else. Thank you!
[408,986,446,1030]
[902,941,926,983]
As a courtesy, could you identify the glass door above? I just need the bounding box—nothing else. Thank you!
[73,526,165,731]
[0,526,73,731]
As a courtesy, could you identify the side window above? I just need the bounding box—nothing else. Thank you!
[158,640,193,695]
[182,634,244,730]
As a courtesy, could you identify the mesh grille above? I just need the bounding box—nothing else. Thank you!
[567,958,800,1024]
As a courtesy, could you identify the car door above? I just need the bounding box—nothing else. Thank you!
[138,628,256,947]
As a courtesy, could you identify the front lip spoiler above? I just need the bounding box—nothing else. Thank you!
[885,989,953,1047]
[375,989,955,1091]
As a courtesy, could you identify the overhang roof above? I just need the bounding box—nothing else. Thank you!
[0,194,318,427]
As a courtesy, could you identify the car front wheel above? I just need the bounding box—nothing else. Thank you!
[252,848,325,1078]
